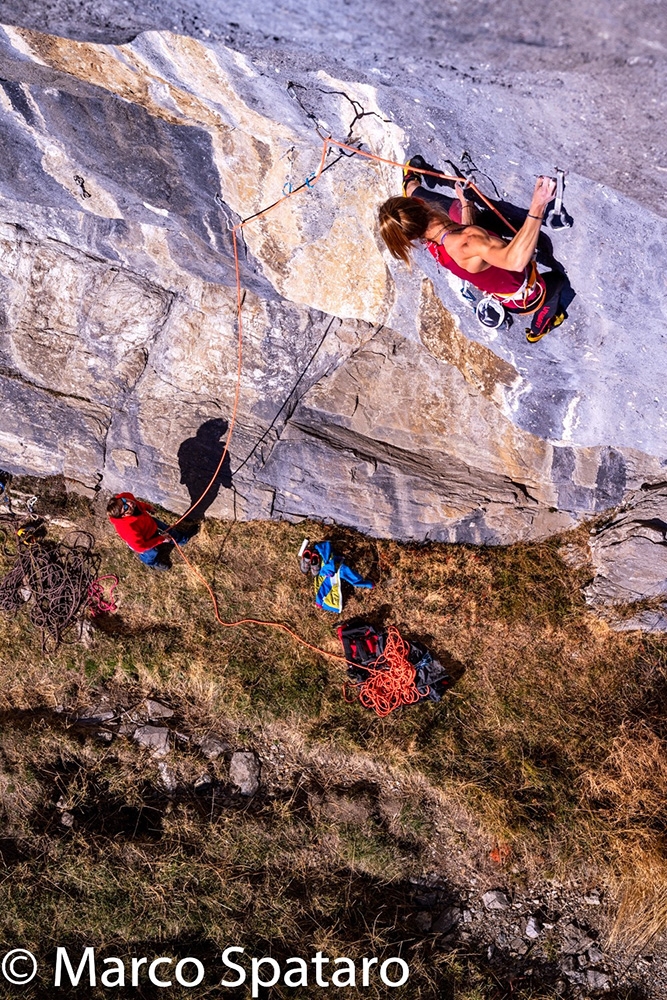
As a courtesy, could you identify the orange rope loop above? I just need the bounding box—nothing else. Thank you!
[344,625,426,717]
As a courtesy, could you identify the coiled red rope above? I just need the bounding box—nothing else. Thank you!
[87,575,119,616]
[344,626,426,717]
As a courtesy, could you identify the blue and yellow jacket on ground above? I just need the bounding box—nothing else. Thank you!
[312,541,373,613]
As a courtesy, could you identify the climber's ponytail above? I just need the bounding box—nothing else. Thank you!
[378,196,464,266]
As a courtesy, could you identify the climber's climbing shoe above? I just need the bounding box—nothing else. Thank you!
[402,160,421,196]
[298,538,312,574]
[525,311,566,343]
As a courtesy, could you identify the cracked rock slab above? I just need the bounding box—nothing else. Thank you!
[585,486,667,630]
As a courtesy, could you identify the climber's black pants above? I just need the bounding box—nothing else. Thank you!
[521,270,565,336]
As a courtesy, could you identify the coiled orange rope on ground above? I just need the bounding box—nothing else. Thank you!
[344,626,426,717]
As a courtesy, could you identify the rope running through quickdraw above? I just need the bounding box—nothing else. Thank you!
[166,135,517,665]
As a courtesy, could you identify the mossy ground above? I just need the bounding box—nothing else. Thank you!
[1,496,667,998]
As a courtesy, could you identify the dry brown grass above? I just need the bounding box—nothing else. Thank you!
[608,851,667,956]
[3,495,667,994]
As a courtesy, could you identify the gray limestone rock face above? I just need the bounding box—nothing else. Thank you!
[585,487,667,630]
[0,14,663,613]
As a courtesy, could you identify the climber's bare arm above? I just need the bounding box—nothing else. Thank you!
[455,181,476,225]
[452,176,556,272]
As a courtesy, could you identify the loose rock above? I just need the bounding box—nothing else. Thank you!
[199,736,229,760]
[525,916,541,939]
[482,889,510,911]
[587,946,604,966]
[145,699,174,720]
[229,751,261,796]
[432,906,460,934]
[586,969,610,990]
[133,725,170,757]
[561,922,595,955]
[157,762,178,793]
[78,704,116,723]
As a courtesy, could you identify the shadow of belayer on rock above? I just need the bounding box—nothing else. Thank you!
[177,418,232,521]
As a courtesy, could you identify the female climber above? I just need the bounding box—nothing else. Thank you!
[378,165,566,342]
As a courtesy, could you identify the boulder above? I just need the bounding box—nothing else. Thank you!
[229,751,260,796]
[585,487,667,630]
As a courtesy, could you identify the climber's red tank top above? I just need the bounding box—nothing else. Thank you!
[427,238,528,296]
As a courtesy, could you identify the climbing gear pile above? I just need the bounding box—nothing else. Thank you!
[340,621,452,717]
[0,521,115,651]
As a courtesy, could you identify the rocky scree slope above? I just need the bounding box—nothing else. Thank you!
[0,23,665,617]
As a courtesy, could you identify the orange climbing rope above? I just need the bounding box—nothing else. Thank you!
[172,537,348,662]
[343,626,426,717]
[166,133,517,664]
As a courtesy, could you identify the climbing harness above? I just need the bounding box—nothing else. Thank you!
[483,260,547,323]
[464,260,546,330]
[546,168,573,231]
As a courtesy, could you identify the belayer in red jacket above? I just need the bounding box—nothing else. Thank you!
[378,163,567,343]
[107,493,190,570]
